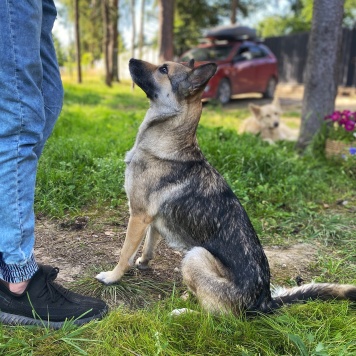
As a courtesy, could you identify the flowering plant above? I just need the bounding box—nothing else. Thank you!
[324,110,356,143]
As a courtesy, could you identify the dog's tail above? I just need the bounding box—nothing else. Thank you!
[270,283,356,308]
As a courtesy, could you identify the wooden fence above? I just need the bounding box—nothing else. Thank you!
[264,28,356,87]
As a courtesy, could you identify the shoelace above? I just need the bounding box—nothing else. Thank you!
[37,267,71,303]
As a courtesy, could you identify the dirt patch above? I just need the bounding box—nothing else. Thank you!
[264,243,319,284]
[34,216,319,306]
[34,217,183,287]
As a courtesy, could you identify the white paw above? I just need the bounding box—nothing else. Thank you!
[170,308,198,317]
[135,257,150,270]
[95,271,119,285]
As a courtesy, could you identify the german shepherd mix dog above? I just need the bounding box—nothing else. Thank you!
[96,59,356,315]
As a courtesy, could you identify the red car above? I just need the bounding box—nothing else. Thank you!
[180,26,278,104]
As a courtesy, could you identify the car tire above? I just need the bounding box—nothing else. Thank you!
[263,77,277,99]
[217,79,231,104]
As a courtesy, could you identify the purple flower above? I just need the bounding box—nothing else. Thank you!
[345,120,355,131]
[349,147,356,155]
[324,110,356,140]
[339,114,348,125]
[329,112,341,122]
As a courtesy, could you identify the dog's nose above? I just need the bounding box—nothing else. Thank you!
[273,122,279,128]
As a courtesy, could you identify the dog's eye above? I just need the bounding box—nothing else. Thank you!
[159,65,168,74]
[266,114,271,118]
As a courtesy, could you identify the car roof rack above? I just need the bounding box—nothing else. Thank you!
[204,25,257,42]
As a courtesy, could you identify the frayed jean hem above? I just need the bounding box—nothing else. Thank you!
[0,254,38,283]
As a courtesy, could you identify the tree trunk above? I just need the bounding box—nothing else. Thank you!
[74,0,82,83]
[110,0,120,82]
[138,0,145,59]
[130,0,136,59]
[230,0,238,24]
[158,0,174,62]
[296,0,344,151]
[102,0,112,86]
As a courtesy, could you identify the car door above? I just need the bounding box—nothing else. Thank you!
[230,44,258,95]
[248,45,272,92]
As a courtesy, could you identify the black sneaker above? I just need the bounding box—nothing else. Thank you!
[0,265,108,329]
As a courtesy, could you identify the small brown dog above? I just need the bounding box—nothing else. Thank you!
[239,98,299,144]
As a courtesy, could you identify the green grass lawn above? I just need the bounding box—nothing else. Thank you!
[1,80,355,355]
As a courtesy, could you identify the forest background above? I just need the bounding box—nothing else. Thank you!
[53,0,356,84]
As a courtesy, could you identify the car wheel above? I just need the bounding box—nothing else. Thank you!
[217,79,231,104]
[263,77,277,99]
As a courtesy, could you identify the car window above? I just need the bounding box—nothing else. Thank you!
[234,44,267,62]
[180,45,234,61]
[249,45,266,59]
[258,45,270,57]
[234,46,252,61]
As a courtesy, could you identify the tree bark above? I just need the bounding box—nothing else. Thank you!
[138,0,145,59]
[74,0,82,83]
[102,0,112,86]
[110,0,120,82]
[296,0,344,151]
[130,0,136,59]
[158,0,174,62]
[230,0,238,24]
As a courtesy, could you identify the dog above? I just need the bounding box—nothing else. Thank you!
[96,58,356,315]
[239,98,299,144]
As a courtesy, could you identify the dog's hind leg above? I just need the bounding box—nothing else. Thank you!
[182,247,241,314]
[96,214,152,284]
[135,226,162,270]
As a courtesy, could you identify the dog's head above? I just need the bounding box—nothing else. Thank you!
[249,98,282,130]
[129,58,217,109]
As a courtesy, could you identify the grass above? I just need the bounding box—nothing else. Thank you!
[2,79,355,355]
[1,299,355,355]
[71,268,175,309]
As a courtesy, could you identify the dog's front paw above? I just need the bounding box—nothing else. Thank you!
[95,271,120,285]
[170,308,198,317]
[135,257,150,270]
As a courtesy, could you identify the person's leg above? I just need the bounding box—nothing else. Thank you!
[0,0,43,286]
[35,0,64,158]
[0,0,108,328]
[0,0,64,295]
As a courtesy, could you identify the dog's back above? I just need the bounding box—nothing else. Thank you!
[145,154,273,313]
[146,150,356,314]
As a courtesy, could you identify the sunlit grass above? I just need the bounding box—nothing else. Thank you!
[2,298,354,355]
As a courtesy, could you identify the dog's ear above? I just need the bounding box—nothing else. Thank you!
[249,103,261,119]
[188,59,195,69]
[272,96,281,109]
[184,63,217,96]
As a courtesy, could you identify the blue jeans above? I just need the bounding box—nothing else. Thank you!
[0,0,63,283]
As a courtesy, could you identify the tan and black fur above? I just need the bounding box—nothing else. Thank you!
[96,58,356,315]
